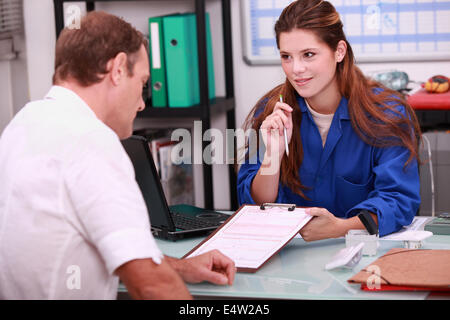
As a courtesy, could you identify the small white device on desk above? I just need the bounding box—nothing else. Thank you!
[345,229,379,256]
[380,230,433,249]
[325,242,365,270]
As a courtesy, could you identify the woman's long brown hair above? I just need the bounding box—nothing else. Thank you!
[241,0,422,199]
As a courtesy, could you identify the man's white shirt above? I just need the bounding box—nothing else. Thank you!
[0,86,163,299]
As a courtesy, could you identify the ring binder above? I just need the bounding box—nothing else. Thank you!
[260,203,296,211]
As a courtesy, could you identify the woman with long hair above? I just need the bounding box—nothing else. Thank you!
[237,0,421,240]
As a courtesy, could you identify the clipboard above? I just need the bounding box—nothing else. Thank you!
[183,204,312,273]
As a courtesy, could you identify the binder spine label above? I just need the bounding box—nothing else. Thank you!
[150,22,161,69]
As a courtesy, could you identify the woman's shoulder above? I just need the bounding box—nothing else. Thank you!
[371,86,408,118]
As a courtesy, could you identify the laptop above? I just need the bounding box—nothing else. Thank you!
[121,135,230,241]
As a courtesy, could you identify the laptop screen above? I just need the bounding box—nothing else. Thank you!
[121,135,175,231]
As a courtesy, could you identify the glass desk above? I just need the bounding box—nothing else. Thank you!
[124,234,450,300]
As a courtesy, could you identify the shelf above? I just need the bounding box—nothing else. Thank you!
[137,97,235,119]
[53,0,237,210]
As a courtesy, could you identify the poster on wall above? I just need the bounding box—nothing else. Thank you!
[241,0,450,65]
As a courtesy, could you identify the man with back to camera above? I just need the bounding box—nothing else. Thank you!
[0,11,235,299]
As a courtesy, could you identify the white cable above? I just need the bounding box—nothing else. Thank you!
[422,135,435,217]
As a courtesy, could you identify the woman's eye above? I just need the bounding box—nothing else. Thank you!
[280,54,291,60]
[304,52,315,58]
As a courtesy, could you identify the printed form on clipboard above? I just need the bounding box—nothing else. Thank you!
[183,204,313,272]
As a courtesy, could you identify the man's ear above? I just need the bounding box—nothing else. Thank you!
[335,40,347,63]
[109,52,128,86]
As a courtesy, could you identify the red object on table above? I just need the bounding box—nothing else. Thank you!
[360,284,450,292]
[408,89,450,110]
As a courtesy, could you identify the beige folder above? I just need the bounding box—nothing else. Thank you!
[348,248,450,291]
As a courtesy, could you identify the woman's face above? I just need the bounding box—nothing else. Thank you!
[279,28,344,106]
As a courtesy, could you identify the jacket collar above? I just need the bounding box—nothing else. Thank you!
[296,94,351,121]
[45,85,98,119]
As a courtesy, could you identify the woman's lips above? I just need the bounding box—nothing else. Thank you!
[294,77,312,86]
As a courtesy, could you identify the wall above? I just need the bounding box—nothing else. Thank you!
[0,58,14,132]
[0,35,28,135]
[23,0,55,101]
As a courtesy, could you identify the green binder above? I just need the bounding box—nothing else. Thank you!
[148,16,167,107]
[163,13,215,108]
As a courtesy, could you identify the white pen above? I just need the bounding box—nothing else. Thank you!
[279,94,289,157]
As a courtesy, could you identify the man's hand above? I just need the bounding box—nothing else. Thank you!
[167,250,236,285]
[116,258,192,300]
[300,207,346,241]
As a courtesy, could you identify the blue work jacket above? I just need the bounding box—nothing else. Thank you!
[237,95,420,237]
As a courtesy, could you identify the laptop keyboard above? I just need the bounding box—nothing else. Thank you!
[172,213,221,230]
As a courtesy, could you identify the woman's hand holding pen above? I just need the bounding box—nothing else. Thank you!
[260,100,293,163]
[252,99,293,201]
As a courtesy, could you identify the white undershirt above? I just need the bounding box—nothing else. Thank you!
[305,100,335,147]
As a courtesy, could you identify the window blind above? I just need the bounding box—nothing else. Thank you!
[0,0,23,40]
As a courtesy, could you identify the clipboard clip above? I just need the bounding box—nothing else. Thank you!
[260,203,296,211]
